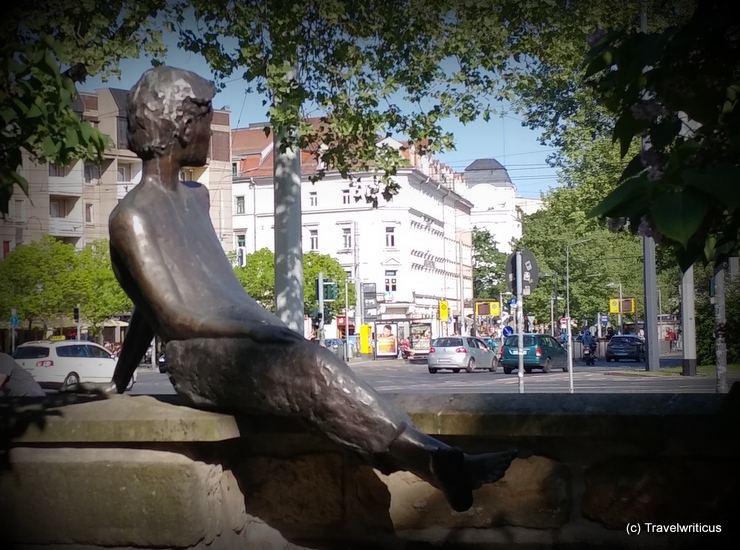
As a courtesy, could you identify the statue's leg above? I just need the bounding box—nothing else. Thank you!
[384,427,517,512]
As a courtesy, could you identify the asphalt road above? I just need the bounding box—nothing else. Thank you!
[130,355,737,395]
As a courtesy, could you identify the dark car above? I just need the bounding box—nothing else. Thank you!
[605,335,645,362]
[499,334,568,374]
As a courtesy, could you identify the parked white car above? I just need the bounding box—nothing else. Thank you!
[11,338,135,391]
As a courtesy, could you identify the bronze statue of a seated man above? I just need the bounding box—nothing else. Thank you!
[107,66,516,512]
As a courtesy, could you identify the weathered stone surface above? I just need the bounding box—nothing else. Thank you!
[7,394,240,443]
[582,458,738,528]
[379,456,569,530]
[234,454,344,535]
[0,447,246,547]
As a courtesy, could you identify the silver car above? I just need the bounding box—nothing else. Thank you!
[427,336,498,374]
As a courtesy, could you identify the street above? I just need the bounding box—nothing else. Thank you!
[129,355,737,396]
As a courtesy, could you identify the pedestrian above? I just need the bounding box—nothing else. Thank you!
[667,328,676,351]
[0,352,46,397]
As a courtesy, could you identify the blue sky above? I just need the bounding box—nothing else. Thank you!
[79,45,559,199]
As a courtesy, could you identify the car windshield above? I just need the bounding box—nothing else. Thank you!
[611,337,640,345]
[504,336,537,347]
[12,346,50,359]
[432,338,463,348]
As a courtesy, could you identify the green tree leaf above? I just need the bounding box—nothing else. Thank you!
[653,189,708,247]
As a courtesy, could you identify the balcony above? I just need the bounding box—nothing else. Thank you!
[48,177,83,197]
[48,217,84,238]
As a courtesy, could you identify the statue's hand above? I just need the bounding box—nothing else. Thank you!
[60,381,118,396]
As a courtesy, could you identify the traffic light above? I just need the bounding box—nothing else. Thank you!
[74,306,80,323]
[309,305,322,327]
[323,280,338,301]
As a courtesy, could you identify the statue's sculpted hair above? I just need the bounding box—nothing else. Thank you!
[127,66,216,159]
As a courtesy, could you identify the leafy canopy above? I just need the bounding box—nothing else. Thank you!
[585,0,739,270]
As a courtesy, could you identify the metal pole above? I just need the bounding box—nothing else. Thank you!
[516,250,524,394]
[618,283,623,334]
[566,246,574,393]
[681,266,697,376]
[318,271,325,347]
[499,290,505,347]
[344,277,350,360]
[76,303,81,341]
[714,263,728,393]
[550,297,554,336]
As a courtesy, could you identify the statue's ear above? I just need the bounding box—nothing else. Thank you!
[177,114,195,149]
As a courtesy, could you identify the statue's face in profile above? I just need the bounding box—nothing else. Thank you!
[180,110,214,167]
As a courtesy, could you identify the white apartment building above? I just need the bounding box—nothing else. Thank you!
[231,125,475,337]
[1,89,233,258]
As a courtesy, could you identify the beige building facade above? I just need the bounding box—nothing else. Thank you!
[1,89,233,258]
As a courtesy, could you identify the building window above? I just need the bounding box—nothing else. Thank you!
[85,203,94,224]
[13,199,24,222]
[50,200,63,218]
[235,196,245,214]
[309,229,319,250]
[385,226,395,248]
[345,269,352,280]
[236,234,246,247]
[84,162,100,184]
[116,117,128,149]
[342,227,352,249]
[309,191,317,206]
[342,189,350,204]
[385,270,397,292]
[117,162,132,182]
[232,163,238,177]
[49,163,68,177]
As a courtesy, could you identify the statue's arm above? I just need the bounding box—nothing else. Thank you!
[112,307,154,393]
[111,210,304,344]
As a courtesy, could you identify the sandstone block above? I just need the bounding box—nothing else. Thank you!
[379,455,570,530]
[0,447,246,547]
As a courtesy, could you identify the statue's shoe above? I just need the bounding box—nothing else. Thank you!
[431,448,517,512]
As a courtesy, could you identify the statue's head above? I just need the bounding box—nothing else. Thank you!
[127,66,216,162]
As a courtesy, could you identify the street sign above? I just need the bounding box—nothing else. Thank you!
[505,249,540,295]
[560,317,567,329]
[601,314,608,325]
[527,313,536,325]
[509,297,517,306]
[502,326,514,337]
[10,315,19,329]
[609,299,620,313]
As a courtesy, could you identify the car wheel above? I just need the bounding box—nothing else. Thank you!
[489,357,497,372]
[503,366,513,374]
[542,359,552,373]
[452,368,461,373]
[428,367,438,374]
[562,365,569,372]
[524,366,533,374]
[465,358,475,373]
[605,356,611,362]
[62,372,80,390]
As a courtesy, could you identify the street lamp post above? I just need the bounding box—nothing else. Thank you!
[565,238,595,393]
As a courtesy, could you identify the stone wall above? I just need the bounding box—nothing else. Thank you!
[1,389,738,549]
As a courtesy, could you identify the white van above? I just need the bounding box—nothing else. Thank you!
[12,337,135,391]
